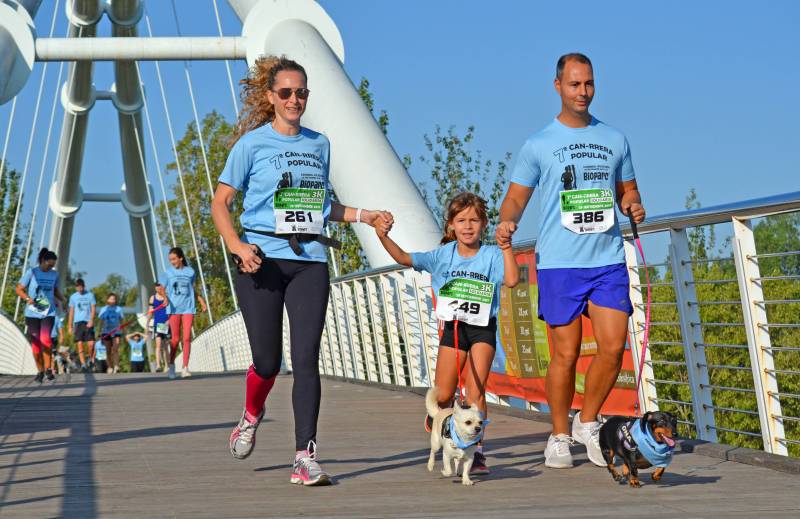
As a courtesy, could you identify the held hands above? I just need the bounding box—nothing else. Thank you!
[232,241,263,274]
[495,221,518,250]
[361,210,394,237]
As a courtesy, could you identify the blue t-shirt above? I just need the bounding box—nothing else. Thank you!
[52,315,63,339]
[159,266,196,315]
[218,122,332,263]
[98,305,124,334]
[128,338,145,362]
[411,242,505,319]
[69,290,96,323]
[19,267,60,319]
[95,341,107,361]
[510,117,636,269]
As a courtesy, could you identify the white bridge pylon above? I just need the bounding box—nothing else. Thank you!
[0,0,441,312]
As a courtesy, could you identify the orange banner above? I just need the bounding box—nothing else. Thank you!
[487,248,638,416]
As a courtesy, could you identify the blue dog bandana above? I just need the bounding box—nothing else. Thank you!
[446,415,489,450]
[630,418,674,468]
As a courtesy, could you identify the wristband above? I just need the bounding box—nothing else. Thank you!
[356,208,363,224]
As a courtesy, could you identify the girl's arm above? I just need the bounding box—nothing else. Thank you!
[501,246,520,288]
[196,292,208,313]
[329,201,394,229]
[376,233,413,267]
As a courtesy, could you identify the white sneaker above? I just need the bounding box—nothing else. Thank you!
[571,412,605,467]
[181,367,191,378]
[106,367,113,374]
[168,364,176,380]
[544,433,574,468]
[113,366,119,374]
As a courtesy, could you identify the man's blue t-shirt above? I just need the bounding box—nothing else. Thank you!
[218,123,332,263]
[19,268,59,319]
[98,305,124,334]
[411,242,505,319]
[128,338,145,362]
[69,290,96,323]
[159,266,196,315]
[510,117,636,269]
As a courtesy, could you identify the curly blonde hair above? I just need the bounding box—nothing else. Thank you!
[230,56,307,146]
[441,192,489,244]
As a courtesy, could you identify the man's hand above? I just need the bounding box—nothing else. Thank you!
[495,221,518,249]
[621,197,645,224]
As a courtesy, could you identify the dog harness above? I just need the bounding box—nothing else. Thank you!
[624,418,674,468]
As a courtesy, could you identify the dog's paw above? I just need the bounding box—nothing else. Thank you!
[441,469,453,477]
[628,478,642,488]
[462,478,475,486]
[613,474,626,483]
[427,461,434,472]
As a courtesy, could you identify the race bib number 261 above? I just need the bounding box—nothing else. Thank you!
[273,188,325,235]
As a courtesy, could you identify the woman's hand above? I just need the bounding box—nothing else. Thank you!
[232,241,262,274]
[360,209,394,230]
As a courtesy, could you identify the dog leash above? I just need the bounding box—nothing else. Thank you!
[629,215,651,415]
[454,319,465,405]
[99,301,168,341]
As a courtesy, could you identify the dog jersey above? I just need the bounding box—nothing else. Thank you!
[510,117,636,269]
[411,241,505,324]
[218,122,332,262]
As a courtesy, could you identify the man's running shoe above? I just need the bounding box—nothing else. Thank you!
[544,433,574,468]
[290,441,331,486]
[45,369,55,382]
[571,411,605,467]
[229,409,264,459]
[34,371,44,384]
[469,451,490,476]
[424,414,433,433]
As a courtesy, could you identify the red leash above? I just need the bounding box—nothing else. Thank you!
[629,217,651,414]
[454,319,464,403]
[100,301,168,341]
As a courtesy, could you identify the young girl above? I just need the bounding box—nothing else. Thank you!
[147,282,169,372]
[15,248,67,383]
[376,192,519,476]
[98,293,124,374]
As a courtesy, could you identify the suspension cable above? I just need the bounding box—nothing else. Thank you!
[0,98,18,194]
[170,0,238,307]
[145,14,214,324]
[211,0,240,117]
[0,0,61,310]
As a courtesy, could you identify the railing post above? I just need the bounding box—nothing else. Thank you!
[393,271,425,386]
[282,307,292,372]
[342,282,367,381]
[331,284,357,379]
[365,276,392,384]
[325,292,346,377]
[669,229,717,442]
[353,280,380,383]
[380,273,408,385]
[732,217,788,455]
[411,272,437,387]
[624,240,659,413]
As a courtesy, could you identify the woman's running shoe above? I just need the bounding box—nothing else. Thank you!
[34,371,44,384]
[469,451,490,476]
[45,369,55,382]
[290,441,331,486]
[167,364,176,380]
[229,409,264,459]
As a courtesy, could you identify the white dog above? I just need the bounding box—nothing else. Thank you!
[426,387,485,485]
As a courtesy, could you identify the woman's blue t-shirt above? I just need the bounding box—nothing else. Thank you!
[218,123,332,263]
[19,267,59,319]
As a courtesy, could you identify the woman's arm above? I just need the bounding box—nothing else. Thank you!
[54,286,67,309]
[329,201,394,229]
[14,284,33,305]
[211,183,262,273]
[501,246,520,288]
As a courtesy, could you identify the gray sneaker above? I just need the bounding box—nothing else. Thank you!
[290,441,331,486]
[229,409,264,459]
[544,433,574,468]
[571,411,605,467]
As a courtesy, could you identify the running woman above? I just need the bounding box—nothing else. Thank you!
[377,192,519,476]
[68,278,96,371]
[98,294,125,374]
[146,282,169,372]
[159,247,207,380]
[211,56,392,486]
[126,332,146,373]
[15,248,66,383]
[496,53,646,469]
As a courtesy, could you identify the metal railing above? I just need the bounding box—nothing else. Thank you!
[0,310,36,375]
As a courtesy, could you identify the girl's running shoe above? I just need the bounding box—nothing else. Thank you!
[229,409,264,459]
[469,451,490,475]
[290,441,331,486]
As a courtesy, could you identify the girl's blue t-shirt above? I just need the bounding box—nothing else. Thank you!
[19,267,59,319]
[69,290,96,323]
[95,341,107,361]
[128,339,145,362]
[159,266,196,315]
[98,305,124,333]
[218,123,332,263]
[410,242,506,319]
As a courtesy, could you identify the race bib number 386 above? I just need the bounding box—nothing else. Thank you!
[436,278,495,327]
[274,188,325,235]
[560,188,615,234]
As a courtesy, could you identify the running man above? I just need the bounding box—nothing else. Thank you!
[15,248,66,383]
[160,247,207,379]
[212,56,392,486]
[496,53,646,469]
[98,294,125,374]
[126,332,146,373]
[146,282,169,372]
[68,278,97,371]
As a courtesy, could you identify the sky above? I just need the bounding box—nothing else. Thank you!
[2,0,799,289]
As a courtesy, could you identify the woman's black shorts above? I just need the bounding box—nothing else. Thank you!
[439,318,497,351]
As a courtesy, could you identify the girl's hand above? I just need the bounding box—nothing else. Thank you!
[361,210,394,229]
[495,221,517,249]
[232,241,262,274]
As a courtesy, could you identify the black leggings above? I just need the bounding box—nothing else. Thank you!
[236,257,330,449]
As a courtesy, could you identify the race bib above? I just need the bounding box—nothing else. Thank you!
[435,278,495,327]
[27,295,51,317]
[156,322,169,335]
[273,188,325,235]
[560,188,615,234]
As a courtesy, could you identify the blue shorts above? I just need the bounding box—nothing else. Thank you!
[537,263,633,326]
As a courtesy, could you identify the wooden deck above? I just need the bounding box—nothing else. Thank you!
[0,372,798,518]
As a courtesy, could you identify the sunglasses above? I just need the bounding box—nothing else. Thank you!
[272,88,310,100]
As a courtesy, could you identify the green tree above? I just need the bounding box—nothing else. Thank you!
[0,164,26,325]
